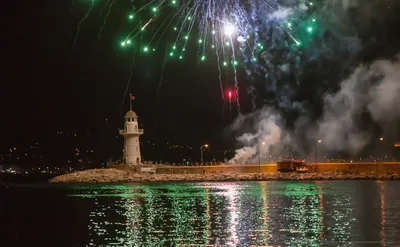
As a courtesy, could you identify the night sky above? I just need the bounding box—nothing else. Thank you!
[2,0,400,166]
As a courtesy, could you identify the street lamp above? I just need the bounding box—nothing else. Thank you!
[315,140,321,165]
[379,137,385,161]
[200,144,208,165]
[259,142,265,173]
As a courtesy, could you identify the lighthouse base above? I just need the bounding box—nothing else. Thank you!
[123,156,142,166]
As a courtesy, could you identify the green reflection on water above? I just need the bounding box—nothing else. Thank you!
[274,182,323,246]
[67,182,359,246]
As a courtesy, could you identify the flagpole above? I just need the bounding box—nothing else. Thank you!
[129,93,132,111]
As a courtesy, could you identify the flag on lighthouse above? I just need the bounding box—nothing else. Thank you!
[129,94,135,111]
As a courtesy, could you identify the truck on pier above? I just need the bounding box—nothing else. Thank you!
[277,160,309,173]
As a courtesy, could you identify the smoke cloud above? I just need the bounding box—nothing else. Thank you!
[317,55,400,154]
[230,54,400,164]
[229,108,289,164]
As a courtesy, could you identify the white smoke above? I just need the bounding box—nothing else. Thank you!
[316,66,372,155]
[367,58,400,126]
[324,0,359,10]
[317,55,400,154]
[269,0,311,20]
[230,55,400,163]
[229,108,291,164]
[270,8,293,20]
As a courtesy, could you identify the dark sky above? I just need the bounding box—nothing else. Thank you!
[2,0,240,164]
[2,0,400,165]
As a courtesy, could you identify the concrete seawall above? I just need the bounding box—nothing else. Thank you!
[135,162,400,175]
[49,168,400,183]
[48,162,400,183]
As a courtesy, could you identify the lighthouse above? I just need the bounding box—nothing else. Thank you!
[119,110,143,165]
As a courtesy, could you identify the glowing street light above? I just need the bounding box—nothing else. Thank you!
[378,137,386,161]
[200,144,208,165]
[259,142,265,172]
[315,140,322,164]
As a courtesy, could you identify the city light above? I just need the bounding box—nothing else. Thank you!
[2,127,399,167]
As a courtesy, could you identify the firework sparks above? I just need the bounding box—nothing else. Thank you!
[72,0,328,113]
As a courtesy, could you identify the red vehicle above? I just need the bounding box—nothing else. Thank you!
[277,160,308,172]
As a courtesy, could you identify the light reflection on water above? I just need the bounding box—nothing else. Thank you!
[66,181,400,246]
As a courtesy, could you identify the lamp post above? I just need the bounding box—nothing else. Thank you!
[379,137,384,161]
[315,140,321,165]
[259,142,265,173]
[200,144,208,165]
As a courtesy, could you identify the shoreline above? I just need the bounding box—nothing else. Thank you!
[48,168,400,183]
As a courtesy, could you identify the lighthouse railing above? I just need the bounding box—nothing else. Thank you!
[119,129,144,135]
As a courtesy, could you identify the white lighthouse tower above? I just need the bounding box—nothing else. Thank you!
[119,110,143,165]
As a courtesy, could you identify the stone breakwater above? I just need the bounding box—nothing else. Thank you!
[48,168,400,183]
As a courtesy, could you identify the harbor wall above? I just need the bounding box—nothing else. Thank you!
[152,162,400,174]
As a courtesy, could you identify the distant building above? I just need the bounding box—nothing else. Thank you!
[119,110,143,165]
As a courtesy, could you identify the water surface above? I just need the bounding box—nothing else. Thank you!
[2,181,400,246]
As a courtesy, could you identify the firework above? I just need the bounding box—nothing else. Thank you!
[72,0,324,110]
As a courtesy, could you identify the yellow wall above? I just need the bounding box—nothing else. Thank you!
[313,162,400,173]
[156,162,400,174]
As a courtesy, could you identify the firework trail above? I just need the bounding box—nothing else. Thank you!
[120,54,137,115]
[157,50,168,100]
[230,42,241,112]
[120,19,145,115]
[73,0,96,51]
[98,0,116,40]
[215,47,224,101]
[72,0,354,114]
[69,0,75,13]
